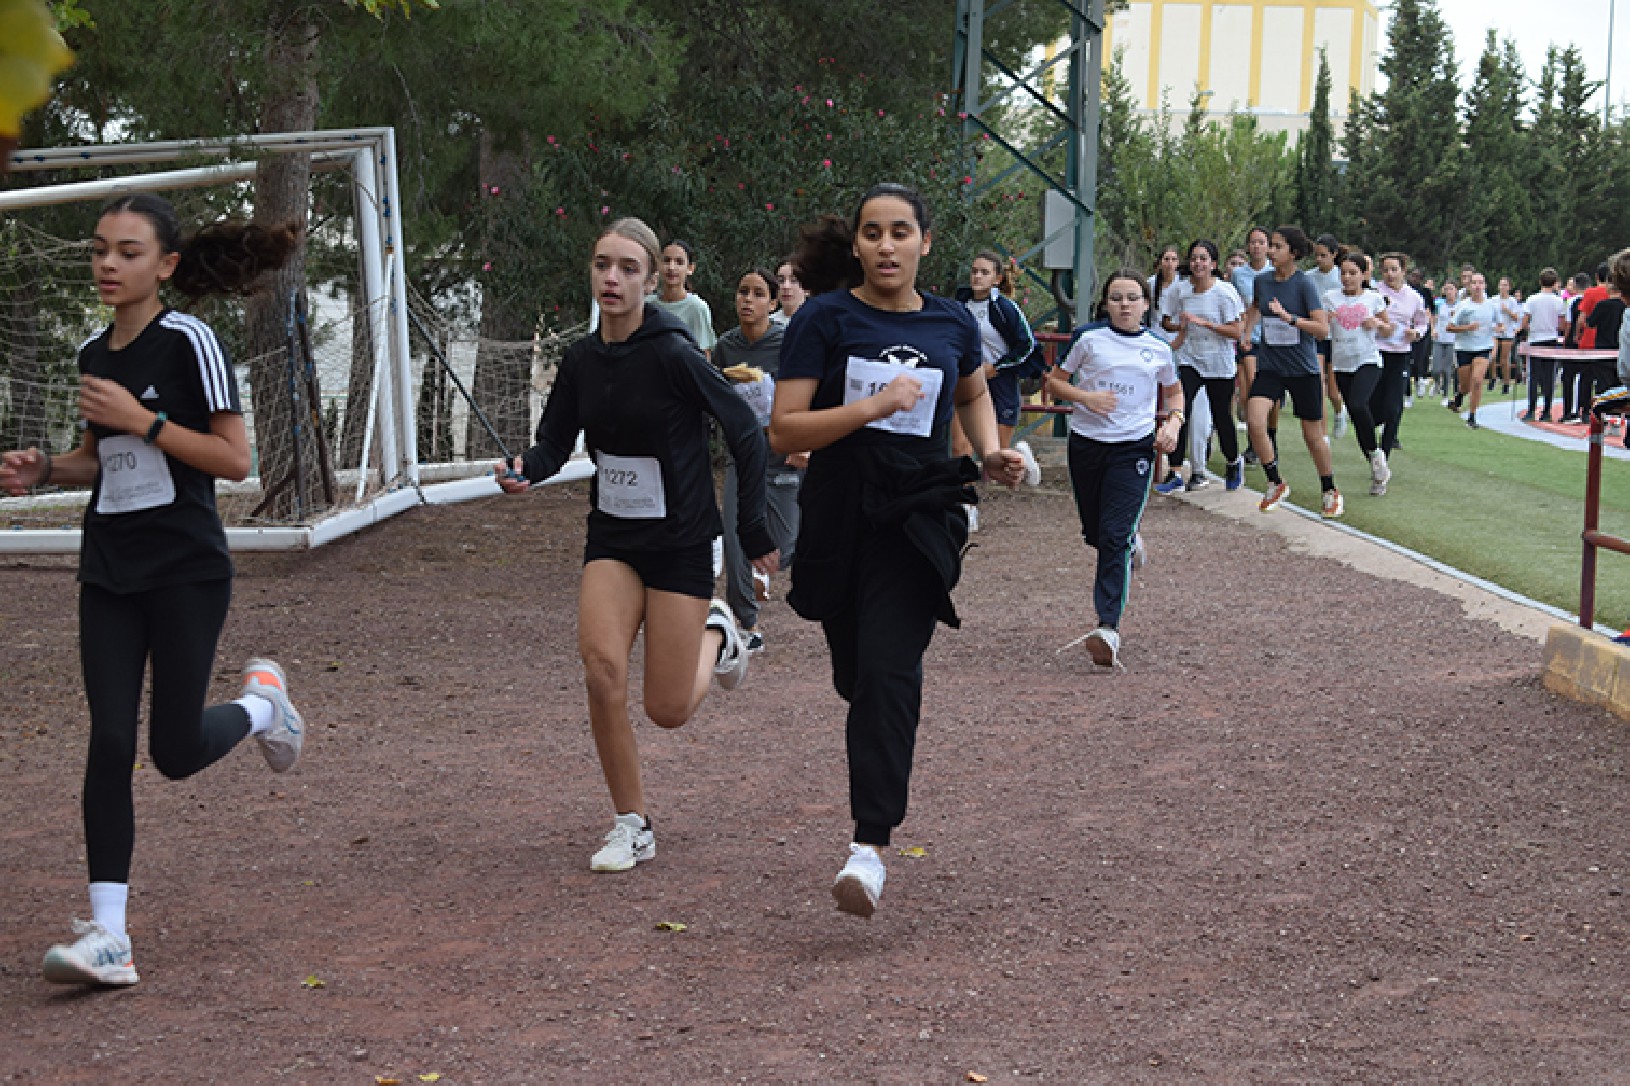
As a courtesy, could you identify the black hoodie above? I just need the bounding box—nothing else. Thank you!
[521,307,773,558]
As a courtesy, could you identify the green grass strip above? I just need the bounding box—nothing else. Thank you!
[1198,389,1630,630]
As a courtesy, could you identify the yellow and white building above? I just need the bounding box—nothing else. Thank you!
[1102,0,1381,136]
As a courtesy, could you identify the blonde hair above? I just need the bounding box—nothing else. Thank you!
[597,217,661,280]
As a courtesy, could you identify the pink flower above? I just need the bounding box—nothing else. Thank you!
[825,133,833,141]
[957,111,968,120]
[600,205,610,215]
[801,96,810,105]
[489,185,501,195]
[825,98,834,107]
[737,182,746,189]
[482,261,493,271]
[672,165,682,173]
[962,176,973,185]
[546,135,557,145]
[555,207,566,217]
[821,158,832,168]
[877,109,885,117]
[794,84,803,93]
[765,202,775,211]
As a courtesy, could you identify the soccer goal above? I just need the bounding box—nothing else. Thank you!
[0,127,588,554]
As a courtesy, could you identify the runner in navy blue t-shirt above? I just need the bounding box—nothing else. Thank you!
[771,183,1025,918]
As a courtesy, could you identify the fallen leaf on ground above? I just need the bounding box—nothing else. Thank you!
[301,974,326,989]
[654,921,688,932]
[374,1078,401,1086]
[898,846,928,858]
[418,1075,442,1083]
[966,1074,988,1083]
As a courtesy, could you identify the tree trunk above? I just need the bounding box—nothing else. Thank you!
[467,131,535,459]
[243,7,323,519]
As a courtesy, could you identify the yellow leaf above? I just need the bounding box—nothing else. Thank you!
[654,921,688,932]
[375,1078,402,1086]
[898,846,927,858]
[418,1076,442,1083]
[301,974,326,989]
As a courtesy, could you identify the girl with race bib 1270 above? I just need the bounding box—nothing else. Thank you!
[0,194,308,988]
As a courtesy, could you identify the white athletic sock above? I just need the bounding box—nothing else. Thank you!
[234,694,275,736]
[88,881,129,939]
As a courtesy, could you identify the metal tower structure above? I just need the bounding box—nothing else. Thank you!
[952,0,1105,329]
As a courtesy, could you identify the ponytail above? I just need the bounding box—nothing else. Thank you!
[100,193,299,300]
[792,213,860,296]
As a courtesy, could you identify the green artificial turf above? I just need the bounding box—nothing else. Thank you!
[1198,389,1630,629]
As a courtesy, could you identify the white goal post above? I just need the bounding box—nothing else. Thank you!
[0,127,590,553]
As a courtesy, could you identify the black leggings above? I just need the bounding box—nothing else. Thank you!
[819,520,943,848]
[1335,366,1383,455]
[1170,367,1239,467]
[80,579,249,884]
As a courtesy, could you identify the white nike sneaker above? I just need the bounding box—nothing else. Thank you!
[589,812,655,872]
[706,600,749,690]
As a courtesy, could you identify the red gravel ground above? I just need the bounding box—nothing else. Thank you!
[0,479,1627,1083]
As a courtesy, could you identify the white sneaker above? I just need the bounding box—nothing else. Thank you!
[832,843,887,917]
[42,919,138,986]
[242,658,304,773]
[1084,626,1121,667]
[964,503,979,532]
[1369,447,1391,486]
[589,812,655,872]
[1130,533,1146,570]
[1014,440,1042,486]
[706,600,749,690]
[1331,406,1349,441]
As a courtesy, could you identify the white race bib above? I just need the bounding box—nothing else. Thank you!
[843,356,943,438]
[734,374,776,427]
[95,434,176,515]
[1263,316,1300,346]
[595,453,666,519]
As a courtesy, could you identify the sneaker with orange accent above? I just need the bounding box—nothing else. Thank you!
[42,919,138,987]
[1259,480,1289,512]
[242,658,304,773]
[1321,487,1345,518]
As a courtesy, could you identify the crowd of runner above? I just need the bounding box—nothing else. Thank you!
[7,189,1630,991]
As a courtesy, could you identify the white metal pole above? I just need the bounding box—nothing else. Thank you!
[381,128,420,487]
[351,147,391,503]
[0,153,350,211]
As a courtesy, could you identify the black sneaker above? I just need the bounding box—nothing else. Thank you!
[1466,414,1479,429]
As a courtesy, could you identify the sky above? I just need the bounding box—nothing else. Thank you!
[1429,0,1628,114]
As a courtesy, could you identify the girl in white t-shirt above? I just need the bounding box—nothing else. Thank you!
[1493,276,1522,394]
[1310,234,1347,438]
[1044,270,1183,669]
[1322,250,1394,495]
[1162,239,1245,491]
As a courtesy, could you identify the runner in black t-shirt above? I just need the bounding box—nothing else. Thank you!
[0,194,306,988]
[770,184,1025,917]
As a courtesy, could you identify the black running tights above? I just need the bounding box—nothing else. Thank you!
[80,579,249,883]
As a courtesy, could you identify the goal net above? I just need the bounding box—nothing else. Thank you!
[0,128,586,553]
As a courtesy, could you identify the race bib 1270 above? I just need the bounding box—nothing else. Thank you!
[95,435,176,514]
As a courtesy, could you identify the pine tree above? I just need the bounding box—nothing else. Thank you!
[1455,31,1529,275]
[1294,49,1336,235]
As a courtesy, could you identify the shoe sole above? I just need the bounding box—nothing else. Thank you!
[1084,633,1117,668]
[243,658,303,773]
[42,951,139,986]
[832,875,877,917]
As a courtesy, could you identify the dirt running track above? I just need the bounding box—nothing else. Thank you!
[0,480,1626,1083]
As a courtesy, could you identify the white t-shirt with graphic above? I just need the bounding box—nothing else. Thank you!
[1056,322,1178,443]
[1322,288,1387,372]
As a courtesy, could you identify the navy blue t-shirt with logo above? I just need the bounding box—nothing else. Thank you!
[778,289,981,450]
[77,309,241,592]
